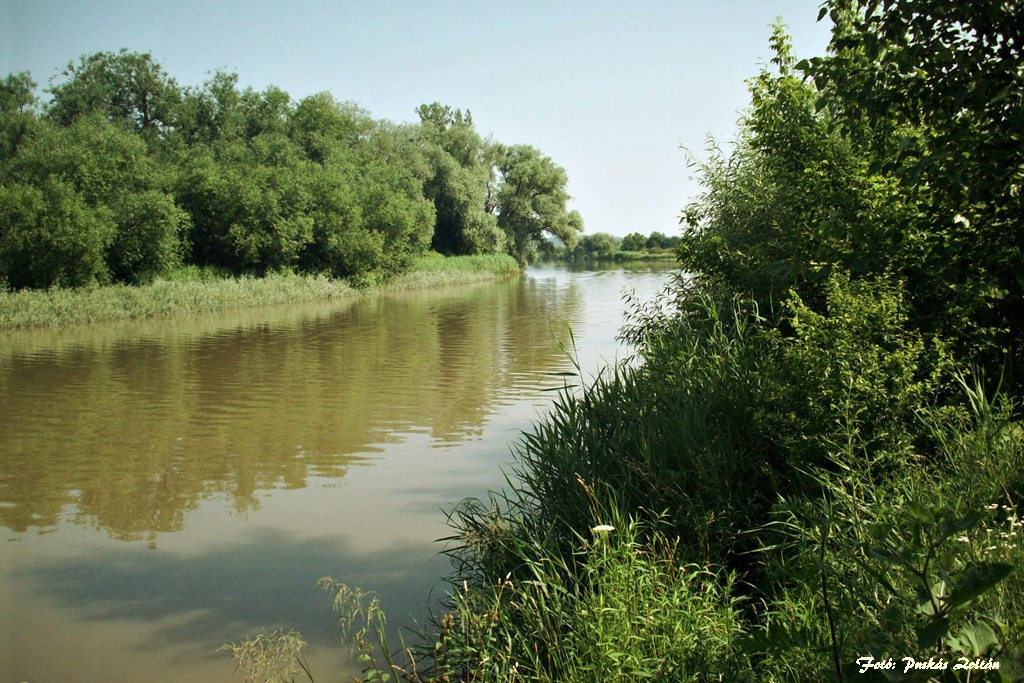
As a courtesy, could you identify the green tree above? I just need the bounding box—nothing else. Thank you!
[0,177,115,289]
[804,0,1024,374]
[645,231,671,250]
[678,25,908,316]
[176,136,314,274]
[239,85,292,140]
[298,161,371,278]
[290,92,369,164]
[416,103,504,256]
[46,49,181,141]
[569,232,619,261]
[620,231,647,252]
[3,115,186,286]
[172,70,244,147]
[492,144,583,266]
[0,72,40,160]
[353,152,435,274]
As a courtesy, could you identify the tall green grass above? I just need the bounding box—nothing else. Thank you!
[426,277,1023,681]
[0,254,519,329]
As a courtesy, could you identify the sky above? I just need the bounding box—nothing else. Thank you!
[1,0,834,238]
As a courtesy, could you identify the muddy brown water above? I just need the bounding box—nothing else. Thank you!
[0,262,677,682]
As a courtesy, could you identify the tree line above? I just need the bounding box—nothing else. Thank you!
[556,229,680,261]
[0,51,583,290]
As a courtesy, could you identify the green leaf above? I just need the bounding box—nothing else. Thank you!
[916,617,950,649]
[945,562,1014,611]
[906,500,934,524]
[954,510,982,531]
[953,620,999,658]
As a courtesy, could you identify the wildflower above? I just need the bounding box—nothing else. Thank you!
[591,524,615,534]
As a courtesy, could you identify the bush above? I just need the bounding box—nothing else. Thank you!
[0,179,114,289]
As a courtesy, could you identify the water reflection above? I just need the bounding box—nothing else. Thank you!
[0,262,678,682]
[0,275,590,539]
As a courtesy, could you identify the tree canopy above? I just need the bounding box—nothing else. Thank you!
[1,54,584,290]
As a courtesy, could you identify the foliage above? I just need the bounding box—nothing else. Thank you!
[3,52,582,290]
[0,72,40,159]
[46,48,181,140]
[417,103,505,256]
[756,378,1024,681]
[566,232,619,260]
[619,231,647,252]
[1,112,187,288]
[558,230,681,261]
[0,177,115,289]
[303,516,749,683]
[799,0,1024,379]
[492,144,583,266]
[761,273,952,479]
[176,137,313,275]
[678,26,910,318]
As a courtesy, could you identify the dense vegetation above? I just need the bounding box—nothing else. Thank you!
[237,1,1024,682]
[552,230,681,262]
[0,55,582,293]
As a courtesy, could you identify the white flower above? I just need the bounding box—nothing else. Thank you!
[591,524,615,534]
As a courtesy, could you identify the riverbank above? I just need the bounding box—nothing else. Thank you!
[0,253,520,329]
[546,250,678,264]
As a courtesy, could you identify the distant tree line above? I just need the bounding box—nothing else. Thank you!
[0,50,583,290]
[554,229,680,261]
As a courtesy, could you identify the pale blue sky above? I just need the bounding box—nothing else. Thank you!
[2,0,832,238]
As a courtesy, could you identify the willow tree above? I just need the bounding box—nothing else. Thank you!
[416,102,504,256]
[492,143,582,266]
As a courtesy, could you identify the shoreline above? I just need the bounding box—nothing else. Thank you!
[0,253,520,330]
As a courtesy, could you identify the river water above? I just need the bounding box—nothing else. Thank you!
[0,261,677,682]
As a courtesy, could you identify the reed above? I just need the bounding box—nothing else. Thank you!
[0,254,520,329]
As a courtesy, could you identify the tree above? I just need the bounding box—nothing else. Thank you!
[172,70,244,147]
[290,92,368,164]
[491,144,583,266]
[570,232,619,260]
[803,0,1024,372]
[46,49,181,141]
[416,103,504,256]
[678,25,908,316]
[0,177,115,289]
[2,115,187,287]
[0,72,40,159]
[645,231,671,250]
[176,137,314,275]
[620,232,647,252]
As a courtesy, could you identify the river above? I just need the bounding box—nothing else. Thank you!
[0,261,677,682]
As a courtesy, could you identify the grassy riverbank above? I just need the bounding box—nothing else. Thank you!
[0,253,519,329]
